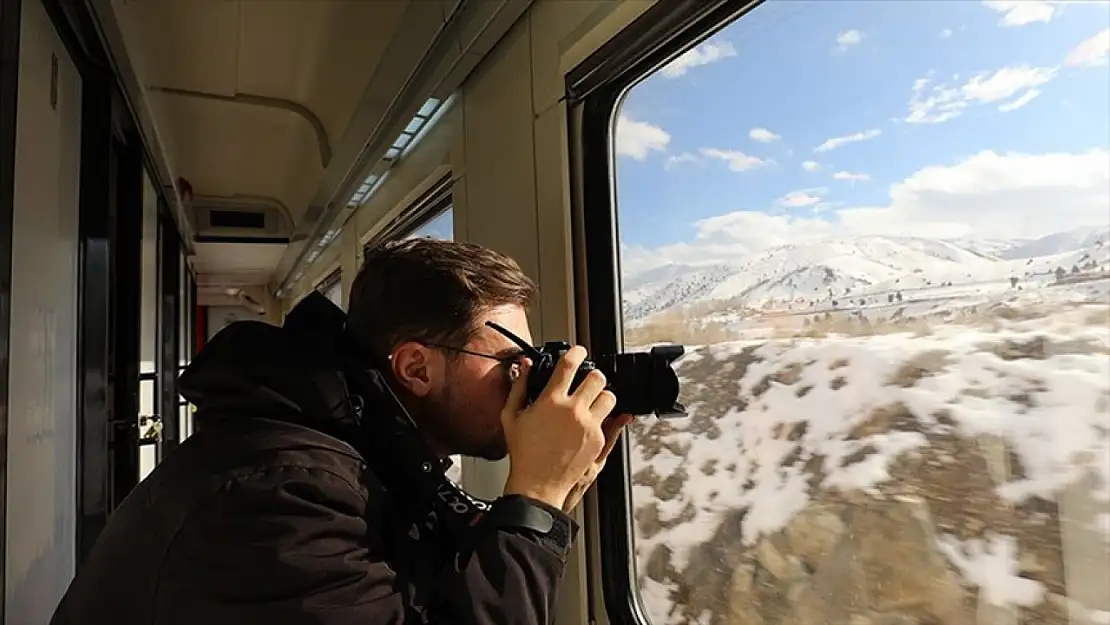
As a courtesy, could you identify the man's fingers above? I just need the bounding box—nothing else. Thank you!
[564,417,629,512]
[542,346,587,398]
[575,369,608,407]
[597,413,634,461]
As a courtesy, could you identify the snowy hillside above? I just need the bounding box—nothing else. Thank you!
[629,304,1110,625]
[617,224,1110,625]
[623,263,736,320]
[623,227,1110,322]
[999,227,1110,260]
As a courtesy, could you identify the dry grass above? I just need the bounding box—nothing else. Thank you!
[625,309,745,347]
[1084,307,1110,327]
[793,315,934,339]
[625,307,937,346]
[625,298,1110,348]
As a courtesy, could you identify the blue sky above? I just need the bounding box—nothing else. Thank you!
[614,0,1110,269]
[408,206,453,240]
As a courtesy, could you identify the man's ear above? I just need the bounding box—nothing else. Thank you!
[389,341,441,398]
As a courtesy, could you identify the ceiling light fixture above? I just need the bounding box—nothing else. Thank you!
[279,95,455,301]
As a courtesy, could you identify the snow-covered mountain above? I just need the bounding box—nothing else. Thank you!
[622,226,1110,321]
[998,227,1110,260]
[622,263,735,320]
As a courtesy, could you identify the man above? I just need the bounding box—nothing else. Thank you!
[50,237,633,625]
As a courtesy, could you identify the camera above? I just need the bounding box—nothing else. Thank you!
[486,321,686,417]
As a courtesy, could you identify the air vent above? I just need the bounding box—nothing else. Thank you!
[209,210,265,229]
[193,198,290,240]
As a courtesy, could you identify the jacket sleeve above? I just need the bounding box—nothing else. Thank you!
[158,464,578,625]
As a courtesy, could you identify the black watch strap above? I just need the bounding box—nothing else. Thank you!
[484,495,578,556]
[486,495,556,533]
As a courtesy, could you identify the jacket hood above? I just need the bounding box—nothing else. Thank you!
[179,293,356,430]
[180,292,469,529]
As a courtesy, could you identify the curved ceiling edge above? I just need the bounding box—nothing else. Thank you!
[147,85,333,167]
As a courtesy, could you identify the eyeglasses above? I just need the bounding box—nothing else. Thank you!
[425,343,525,380]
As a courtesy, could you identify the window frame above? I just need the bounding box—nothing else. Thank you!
[315,267,343,301]
[156,209,183,460]
[365,172,454,249]
[564,1,765,623]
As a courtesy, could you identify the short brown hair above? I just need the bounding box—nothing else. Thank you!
[347,237,537,358]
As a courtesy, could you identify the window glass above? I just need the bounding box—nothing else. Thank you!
[406,206,453,241]
[139,172,159,479]
[611,3,1110,625]
[321,277,344,309]
[179,255,193,441]
[140,175,159,376]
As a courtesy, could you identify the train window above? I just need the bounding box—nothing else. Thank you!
[608,3,1110,625]
[179,252,193,441]
[405,206,453,241]
[323,281,343,308]
[318,271,344,309]
[140,173,160,477]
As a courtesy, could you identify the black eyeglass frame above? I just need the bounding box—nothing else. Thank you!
[424,343,526,380]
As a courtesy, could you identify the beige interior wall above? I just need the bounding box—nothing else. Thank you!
[440,3,657,623]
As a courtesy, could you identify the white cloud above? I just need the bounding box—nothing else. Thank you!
[997,89,1042,112]
[963,65,1057,102]
[813,129,882,153]
[835,30,863,52]
[615,114,670,160]
[835,149,1110,240]
[664,152,699,170]
[940,28,954,38]
[906,65,1057,124]
[699,148,769,172]
[1065,27,1110,68]
[833,171,870,182]
[982,0,1110,27]
[802,160,822,172]
[627,149,1110,266]
[624,212,839,269]
[661,41,737,78]
[749,127,781,143]
[664,148,772,172]
[982,0,1059,26]
[777,187,829,208]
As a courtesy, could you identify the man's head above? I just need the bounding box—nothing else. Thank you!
[347,237,537,460]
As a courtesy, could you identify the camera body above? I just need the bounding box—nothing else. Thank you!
[521,341,599,407]
[487,323,686,418]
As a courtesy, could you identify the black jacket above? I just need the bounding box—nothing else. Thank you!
[50,295,579,625]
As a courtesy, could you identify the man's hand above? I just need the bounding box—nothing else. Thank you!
[561,413,634,512]
[500,347,617,510]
